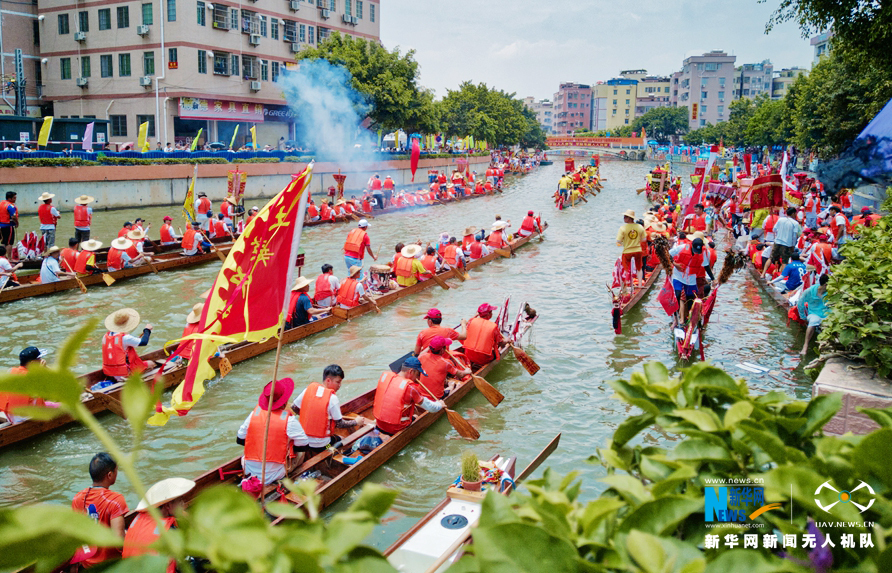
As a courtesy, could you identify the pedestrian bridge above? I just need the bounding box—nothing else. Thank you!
[546,136,651,161]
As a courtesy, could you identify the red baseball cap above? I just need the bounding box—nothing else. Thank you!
[423,308,442,320]
[429,336,450,350]
[478,303,497,314]
[163,216,172,221]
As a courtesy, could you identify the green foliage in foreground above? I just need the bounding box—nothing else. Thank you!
[2,328,891,572]
[820,217,892,376]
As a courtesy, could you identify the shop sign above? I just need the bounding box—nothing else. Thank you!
[179,98,265,122]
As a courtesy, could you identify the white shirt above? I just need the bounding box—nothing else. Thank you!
[773,216,801,247]
[39,256,63,283]
[834,213,849,243]
[291,387,343,448]
[237,410,305,484]
[40,207,60,230]
[0,257,12,288]
[339,282,366,309]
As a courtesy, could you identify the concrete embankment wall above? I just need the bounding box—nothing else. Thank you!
[813,358,892,435]
[3,156,491,214]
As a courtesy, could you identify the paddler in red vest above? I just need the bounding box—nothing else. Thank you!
[419,246,440,280]
[0,346,48,424]
[0,191,18,262]
[460,303,504,367]
[59,237,79,273]
[487,221,509,249]
[442,237,466,270]
[70,453,128,569]
[313,263,340,307]
[74,239,102,274]
[415,308,467,355]
[194,191,212,230]
[211,213,232,239]
[37,192,61,248]
[123,477,195,571]
[117,221,133,238]
[246,206,259,228]
[160,216,181,245]
[373,356,445,435]
[319,200,333,222]
[126,229,151,259]
[343,219,376,272]
[286,276,331,329]
[221,196,237,229]
[174,303,204,362]
[336,265,370,309]
[393,244,427,287]
[182,221,210,256]
[669,238,714,325]
[516,211,541,238]
[683,203,708,234]
[417,336,472,399]
[461,226,477,251]
[236,378,303,484]
[306,198,320,223]
[101,308,154,381]
[107,237,143,272]
[467,235,490,261]
[292,365,366,459]
[73,194,95,243]
[332,199,349,220]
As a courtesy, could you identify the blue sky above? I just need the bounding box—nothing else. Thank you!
[380,0,816,100]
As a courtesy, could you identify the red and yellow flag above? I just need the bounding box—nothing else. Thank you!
[149,164,313,425]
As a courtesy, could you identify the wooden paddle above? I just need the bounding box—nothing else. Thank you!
[73,275,88,294]
[509,343,540,376]
[388,351,414,374]
[102,273,116,286]
[430,271,451,290]
[200,231,227,262]
[143,255,159,274]
[416,380,479,440]
[445,349,503,407]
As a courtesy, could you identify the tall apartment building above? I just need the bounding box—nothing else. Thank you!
[771,67,807,100]
[522,96,554,135]
[603,77,637,131]
[552,82,591,135]
[671,50,736,130]
[733,60,773,100]
[634,74,670,119]
[0,3,44,118]
[810,31,832,66]
[35,0,380,146]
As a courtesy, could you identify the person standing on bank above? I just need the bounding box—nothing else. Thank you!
[0,191,19,262]
[37,192,61,248]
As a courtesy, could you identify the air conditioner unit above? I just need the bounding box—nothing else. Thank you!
[139,76,152,86]
[353,16,360,23]
[342,13,351,23]
[250,80,261,91]
[137,24,149,36]
[291,42,301,52]
[249,33,261,45]
[320,8,330,18]
[719,98,724,102]
[76,77,88,87]
[74,31,86,42]
[289,0,299,10]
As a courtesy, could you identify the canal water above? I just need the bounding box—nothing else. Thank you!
[0,160,812,550]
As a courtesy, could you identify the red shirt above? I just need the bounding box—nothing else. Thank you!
[417,350,461,399]
[376,384,425,435]
[72,487,129,567]
[416,325,460,351]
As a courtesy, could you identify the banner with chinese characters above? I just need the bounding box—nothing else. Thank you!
[179,98,265,122]
[227,169,247,202]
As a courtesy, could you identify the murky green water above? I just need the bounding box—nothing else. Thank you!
[0,161,812,550]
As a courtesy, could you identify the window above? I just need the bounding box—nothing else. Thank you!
[356,1,362,18]
[700,119,706,127]
[169,48,178,67]
[613,89,617,95]
[261,59,268,81]
[197,1,206,25]
[743,76,750,83]
[626,89,630,94]
[719,77,725,87]
[242,55,257,79]
[136,115,156,137]
[81,56,91,78]
[272,61,280,82]
[33,20,40,46]
[271,18,278,39]
[625,108,629,115]
[299,23,305,42]
[99,9,111,29]
[119,53,131,76]
[117,6,130,28]
[143,51,155,75]
[317,26,328,42]
[717,105,724,115]
[167,0,177,21]
[665,87,669,93]
[345,0,351,15]
[142,3,153,25]
[58,14,70,35]
[231,54,239,76]
[213,52,229,75]
[61,58,72,79]
[260,15,267,36]
[110,115,128,137]
[625,119,629,124]
[197,49,207,73]
[78,11,89,32]
[625,99,630,105]
[705,62,718,71]
[308,25,314,43]
[743,89,749,95]
[701,105,707,115]
[718,91,724,100]
[370,3,374,22]
[284,20,296,41]
[230,8,238,29]
[329,0,335,10]
[100,55,113,77]
[701,91,708,99]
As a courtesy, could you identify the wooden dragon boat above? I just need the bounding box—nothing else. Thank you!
[0,226,546,449]
[608,267,662,335]
[384,434,561,572]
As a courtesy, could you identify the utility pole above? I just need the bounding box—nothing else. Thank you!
[14,49,26,116]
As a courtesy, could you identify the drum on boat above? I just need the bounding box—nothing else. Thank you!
[369,264,395,292]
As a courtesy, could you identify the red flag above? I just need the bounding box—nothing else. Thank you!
[410,138,420,182]
[657,277,679,315]
[743,153,752,176]
[749,174,784,210]
[149,164,313,425]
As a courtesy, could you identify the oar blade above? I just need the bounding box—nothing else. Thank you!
[513,346,540,376]
[495,248,512,258]
[446,409,479,440]
[102,273,116,286]
[389,352,414,374]
[473,375,504,407]
[431,272,451,290]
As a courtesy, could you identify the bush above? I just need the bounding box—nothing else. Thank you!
[239,157,281,164]
[0,158,100,168]
[97,157,230,166]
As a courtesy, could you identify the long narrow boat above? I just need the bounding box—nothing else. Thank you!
[0,226,546,449]
[1,246,234,304]
[609,266,662,335]
[746,261,795,313]
[384,434,561,572]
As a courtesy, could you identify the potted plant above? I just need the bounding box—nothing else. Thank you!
[460,451,482,491]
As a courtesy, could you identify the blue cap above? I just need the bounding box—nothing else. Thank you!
[403,356,428,377]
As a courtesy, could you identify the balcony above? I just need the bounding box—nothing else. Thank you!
[212,5,229,29]
[213,53,230,75]
[241,11,259,34]
[242,56,259,80]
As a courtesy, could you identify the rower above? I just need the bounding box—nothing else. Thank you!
[417,336,471,399]
[373,357,445,435]
[461,227,477,251]
[286,276,330,329]
[393,244,426,287]
[467,235,491,261]
[60,238,79,272]
[617,209,646,286]
[117,222,133,239]
[391,242,405,268]
[123,477,196,565]
[460,303,504,367]
[684,204,708,234]
[221,197,237,229]
[246,206,259,228]
[336,266,370,309]
[160,216,181,245]
[101,308,154,381]
[37,192,61,248]
[1,346,48,424]
[71,453,128,568]
[312,264,340,307]
[212,213,231,239]
[236,378,301,484]
[195,191,213,231]
[343,219,376,272]
[442,237,466,271]
[108,238,142,271]
[39,246,77,284]
[73,194,95,243]
[126,229,149,256]
[292,365,366,458]
[516,211,541,238]
[175,303,204,362]
[0,191,18,262]
[487,221,509,249]
[332,199,348,220]
[0,246,22,288]
[306,198,320,222]
[415,308,465,357]
[75,239,103,275]
[182,221,210,256]
[369,174,384,209]
[419,246,440,280]
[669,238,714,325]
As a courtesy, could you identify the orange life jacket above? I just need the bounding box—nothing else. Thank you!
[487,230,505,248]
[372,372,414,430]
[307,204,319,218]
[336,278,360,307]
[213,220,227,237]
[319,203,332,221]
[343,228,367,258]
[74,205,92,228]
[382,178,395,190]
[299,382,336,438]
[814,242,833,262]
[244,406,292,464]
[0,366,43,419]
[196,197,211,215]
[520,216,536,233]
[107,248,124,271]
[221,200,232,218]
[313,274,335,303]
[420,254,437,275]
[122,512,177,562]
[160,224,176,243]
[443,245,462,267]
[394,255,415,278]
[0,200,16,225]
[361,200,371,212]
[102,332,146,377]
[764,214,779,234]
[462,234,474,250]
[74,250,94,274]
[463,317,499,360]
[674,244,704,274]
[125,243,139,259]
[38,203,58,226]
[60,248,78,272]
[182,229,197,251]
[469,241,484,259]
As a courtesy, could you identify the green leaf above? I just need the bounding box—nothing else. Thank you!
[344,483,398,522]
[98,555,172,572]
[324,515,376,565]
[856,405,892,428]
[10,404,68,421]
[625,530,666,573]
[798,393,841,437]
[651,466,699,497]
[599,475,652,506]
[478,487,521,528]
[578,498,626,539]
[723,402,754,430]
[0,367,82,410]
[618,496,702,536]
[851,427,892,488]
[330,553,399,573]
[738,421,789,464]
[672,409,722,432]
[613,413,656,447]
[122,371,162,443]
[469,522,580,573]
[671,439,732,463]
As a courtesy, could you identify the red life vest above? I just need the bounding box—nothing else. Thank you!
[764,214,779,234]
[443,245,462,267]
[420,254,437,275]
[336,278,360,307]
[307,204,319,218]
[373,372,414,430]
[394,256,414,279]
[102,332,145,377]
[462,234,474,250]
[674,245,704,274]
[160,224,176,243]
[122,513,177,562]
[814,242,833,263]
[38,204,58,226]
[107,248,124,271]
[319,203,333,221]
[437,174,447,184]
[74,250,94,273]
[213,220,227,237]
[313,274,335,303]
[0,200,16,224]
[299,382,336,438]
[382,178,395,190]
[196,197,211,215]
[805,195,820,215]
[520,216,536,233]
[221,201,232,218]
[244,406,292,464]
[60,248,78,272]
[74,205,92,228]
[469,241,484,259]
[182,229,197,251]
[370,178,382,191]
[463,317,499,361]
[125,243,139,259]
[361,200,371,212]
[487,230,505,248]
[343,228,367,258]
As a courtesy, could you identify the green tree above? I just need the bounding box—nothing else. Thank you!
[437,81,546,147]
[296,32,439,134]
[631,106,690,142]
[744,95,792,147]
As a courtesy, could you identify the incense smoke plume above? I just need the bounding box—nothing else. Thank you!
[278,60,375,161]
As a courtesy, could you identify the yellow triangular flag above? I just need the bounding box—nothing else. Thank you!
[230,125,240,150]
[37,117,53,148]
[250,125,257,150]
[191,128,203,151]
[137,121,149,151]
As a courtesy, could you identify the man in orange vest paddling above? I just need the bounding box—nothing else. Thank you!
[101,308,155,381]
[460,303,504,367]
[292,365,367,458]
[373,357,445,435]
[71,453,128,568]
[286,276,331,329]
[343,219,377,272]
[336,266,372,309]
[0,346,48,424]
[123,477,195,570]
[236,378,304,484]
[417,336,471,399]
[312,264,340,307]
[414,308,467,355]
